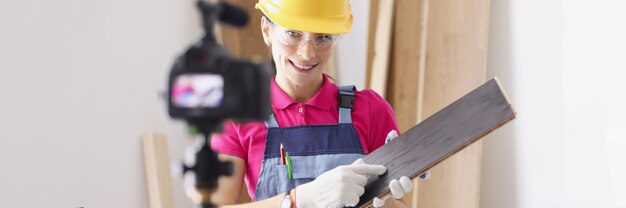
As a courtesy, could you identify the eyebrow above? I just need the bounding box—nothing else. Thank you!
[275,24,332,36]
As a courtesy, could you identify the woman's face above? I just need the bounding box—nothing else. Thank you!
[261,17,338,87]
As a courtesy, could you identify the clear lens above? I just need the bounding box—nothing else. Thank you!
[272,24,339,50]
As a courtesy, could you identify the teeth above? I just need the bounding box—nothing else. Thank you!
[293,62,313,70]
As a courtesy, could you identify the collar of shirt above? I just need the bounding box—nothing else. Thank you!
[270,74,336,111]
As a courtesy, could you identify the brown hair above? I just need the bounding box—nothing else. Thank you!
[263,16,277,75]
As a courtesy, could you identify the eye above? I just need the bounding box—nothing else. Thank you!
[316,34,335,42]
[286,31,301,38]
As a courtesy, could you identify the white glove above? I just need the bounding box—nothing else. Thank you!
[296,158,387,208]
[372,130,414,208]
[372,176,413,207]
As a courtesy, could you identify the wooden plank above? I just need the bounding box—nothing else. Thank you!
[365,0,379,89]
[219,0,267,60]
[414,0,491,207]
[411,1,430,207]
[368,0,395,97]
[142,134,175,208]
[385,0,430,206]
[325,48,338,81]
[387,0,429,142]
[356,78,515,207]
[414,141,483,207]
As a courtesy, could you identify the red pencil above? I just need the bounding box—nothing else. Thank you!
[280,143,285,165]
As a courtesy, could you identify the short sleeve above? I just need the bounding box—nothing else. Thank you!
[365,89,401,152]
[210,121,247,160]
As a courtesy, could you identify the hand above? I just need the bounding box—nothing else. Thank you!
[384,129,398,144]
[372,176,413,207]
[295,158,387,208]
[372,130,413,208]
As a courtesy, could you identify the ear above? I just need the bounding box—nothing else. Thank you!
[260,16,272,46]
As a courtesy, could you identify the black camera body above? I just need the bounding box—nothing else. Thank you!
[167,40,271,123]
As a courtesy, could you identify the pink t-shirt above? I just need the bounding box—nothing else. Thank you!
[211,74,399,200]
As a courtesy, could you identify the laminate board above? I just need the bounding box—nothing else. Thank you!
[356,78,515,207]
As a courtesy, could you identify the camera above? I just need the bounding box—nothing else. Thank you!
[164,1,272,207]
[167,1,271,125]
[167,41,271,123]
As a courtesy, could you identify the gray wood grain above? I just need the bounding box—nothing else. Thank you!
[356,78,516,207]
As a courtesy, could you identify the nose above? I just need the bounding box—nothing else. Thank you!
[297,39,316,59]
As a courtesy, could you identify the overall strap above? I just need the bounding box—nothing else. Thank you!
[265,85,356,127]
[338,85,356,124]
[264,113,279,128]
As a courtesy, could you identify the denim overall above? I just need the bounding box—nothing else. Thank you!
[254,86,366,201]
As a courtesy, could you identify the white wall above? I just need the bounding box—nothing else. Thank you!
[335,0,370,89]
[481,0,566,207]
[561,1,626,206]
[482,0,626,207]
[0,0,199,207]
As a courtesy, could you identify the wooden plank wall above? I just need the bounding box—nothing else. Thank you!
[365,0,379,89]
[218,0,267,60]
[372,0,492,207]
[415,0,491,207]
[385,0,429,206]
[368,0,395,97]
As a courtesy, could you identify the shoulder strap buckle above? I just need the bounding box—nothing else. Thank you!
[338,85,356,110]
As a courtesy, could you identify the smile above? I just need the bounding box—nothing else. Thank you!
[289,60,318,72]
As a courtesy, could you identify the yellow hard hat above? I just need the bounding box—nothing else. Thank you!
[255,0,353,34]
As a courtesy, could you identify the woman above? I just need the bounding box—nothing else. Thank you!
[207,0,412,207]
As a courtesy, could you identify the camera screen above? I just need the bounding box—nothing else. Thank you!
[171,74,224,108]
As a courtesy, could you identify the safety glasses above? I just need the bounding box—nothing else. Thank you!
[270,23,341,50]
